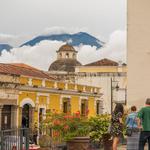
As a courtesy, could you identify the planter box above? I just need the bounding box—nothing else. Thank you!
[67,137,90,150]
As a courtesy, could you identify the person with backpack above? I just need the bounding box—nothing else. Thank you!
[126,106,140,150]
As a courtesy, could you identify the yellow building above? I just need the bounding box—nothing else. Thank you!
[47,43,127,113]
[0,63,102,130]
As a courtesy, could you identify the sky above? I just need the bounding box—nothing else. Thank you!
[0,0,127,70]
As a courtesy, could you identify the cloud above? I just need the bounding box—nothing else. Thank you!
[0,34,18,45]
[0,40,64,70]
[0,33,33,47]
[43,26,89,35]
[0,30,126,70]
[77,30,126,64]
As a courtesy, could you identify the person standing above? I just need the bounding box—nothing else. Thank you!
[110,103,124,150]
[126,106,140,150]
[138,98,150,150]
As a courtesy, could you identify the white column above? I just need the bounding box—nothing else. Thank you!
[42,80,45,87]
[11,105,18,128]
[65,83,68,90]
[28,78,32,86]
[79,98,81,111]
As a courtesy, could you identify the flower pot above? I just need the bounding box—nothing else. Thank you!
[38,148,51,150]
[39,135,51,149]
[67,137,90,150]
[103,139,113,150]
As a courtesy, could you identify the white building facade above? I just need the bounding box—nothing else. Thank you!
[75,59,127,113]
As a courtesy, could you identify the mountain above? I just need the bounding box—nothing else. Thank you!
[21,32,104,49]
[0,44,13,53]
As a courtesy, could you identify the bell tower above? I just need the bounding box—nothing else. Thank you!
[57,44,77,60]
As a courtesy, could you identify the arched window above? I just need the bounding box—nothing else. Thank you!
[73,53,76,58]
[59,53,62,58]
[66,53,69,58]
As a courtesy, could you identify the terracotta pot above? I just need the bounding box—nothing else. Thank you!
[38,148,51,150]
[103,139,113,150]
[67,137,90,150]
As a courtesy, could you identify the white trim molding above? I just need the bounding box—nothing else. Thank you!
[79,98,81,111]
[28,78,32,86]
[38,105,46,110]
[61,95,71,99]
[47,97,50,105]
[20,98,35,107]
[80,96,88,100]
[37,93,49,97]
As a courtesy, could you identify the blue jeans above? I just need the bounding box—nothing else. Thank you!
[139,131,150,150]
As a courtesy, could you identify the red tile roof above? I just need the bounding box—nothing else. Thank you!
[11,63,39,70]
[0,63,55,80]
[84,58,118,66]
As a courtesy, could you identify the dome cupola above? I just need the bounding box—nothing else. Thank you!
[48,44,81,72]
[57,44,77,60]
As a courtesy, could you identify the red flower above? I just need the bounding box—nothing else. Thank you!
[64,125,69,131]
[53,131,60,137]
[75,111,80,118]
[64,115,73,119]
[53,119,61,125]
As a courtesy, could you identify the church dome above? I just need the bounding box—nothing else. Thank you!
[48,59,81,72]
[57,44,77,52]
[49,44,82,72]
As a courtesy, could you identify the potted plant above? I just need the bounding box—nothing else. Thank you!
[38,134,51,150]
[89,114,112,150]
[42,111,90,150]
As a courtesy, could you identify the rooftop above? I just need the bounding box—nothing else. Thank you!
[84,58,119,66]
[0,63,55,79]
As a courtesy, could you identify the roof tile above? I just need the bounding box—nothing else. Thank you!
[84,58,118,66]
[0,63,55,80]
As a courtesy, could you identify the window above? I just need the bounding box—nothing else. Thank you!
[66,53,69,58]
[73,53,76,58]
[81,100,88,116]
[81,103,86,115]
[96,102,100,115]
[39,108,45,122]
[62,98,71,113]
[59,53,62,58]
[63,101,68,113]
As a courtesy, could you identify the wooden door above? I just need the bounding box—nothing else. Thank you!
[1,105,11,130]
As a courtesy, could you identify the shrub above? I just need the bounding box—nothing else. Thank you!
[89,114,111,144]
[42,111,90,142]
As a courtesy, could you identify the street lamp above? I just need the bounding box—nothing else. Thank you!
[111,78,127,114]
[111,78,119,114]
[116,87,127,105]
